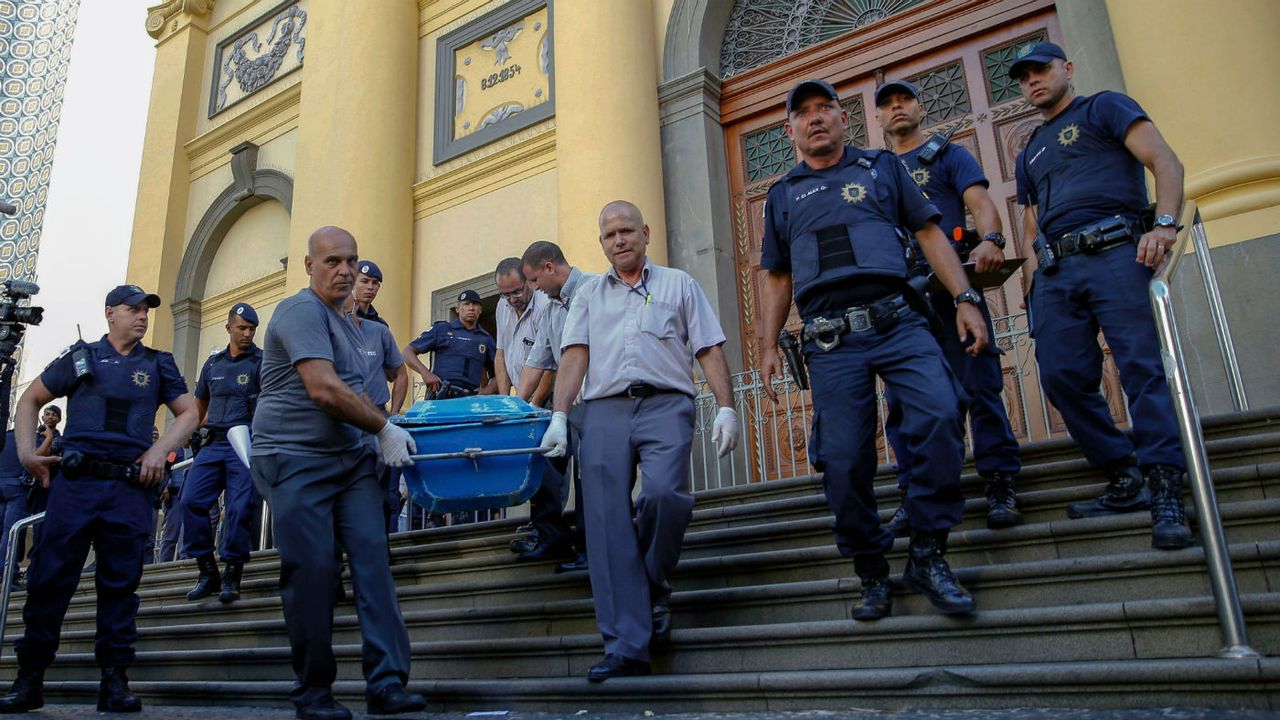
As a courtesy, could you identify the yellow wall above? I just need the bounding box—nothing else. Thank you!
[204,200,290,298]
[1106,0,1280,246]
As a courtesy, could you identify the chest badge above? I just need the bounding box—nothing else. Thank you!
[841,182,867,204]
[478,343,487,355]
[131,370,151,388]
[236,373,250,386]
[1057,123,1081,146]
[911,168,930,187]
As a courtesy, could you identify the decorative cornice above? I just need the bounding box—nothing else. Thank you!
[146,0,215,40]
[658,67,723,127]
[186,81,302,176]
[412,124,556,218]
[199,270,287,321]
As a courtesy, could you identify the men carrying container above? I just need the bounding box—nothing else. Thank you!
[873,78,1025,533]
[402,290,497,399]
[1011,42,1192,549]
[540,201,740,681]
[251,227,424,719]
[757,79,989,623]
[0,284,199,714]
[517,241,598,573]
[181,302,262,604]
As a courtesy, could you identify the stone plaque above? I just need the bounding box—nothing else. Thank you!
[209,0,308,117]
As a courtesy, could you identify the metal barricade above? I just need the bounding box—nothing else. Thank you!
[1149,202,1256,658]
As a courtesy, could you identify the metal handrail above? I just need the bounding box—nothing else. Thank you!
[1149,201,1257,659]
[0,511,45,660]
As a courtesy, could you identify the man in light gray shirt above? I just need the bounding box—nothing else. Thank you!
[251,226,424,720]
[346,293,407,535]
[540,201,740,682]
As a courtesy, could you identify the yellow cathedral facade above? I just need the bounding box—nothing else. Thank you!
[126,0,1280,426]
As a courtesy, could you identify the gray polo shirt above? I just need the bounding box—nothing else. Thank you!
[560,259,725,400]
[252,288,369,457]
[526,267,597,372]
[495,289,547,382]
[355,315,403,408]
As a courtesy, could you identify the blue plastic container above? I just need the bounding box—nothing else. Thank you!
[393,396,551,513]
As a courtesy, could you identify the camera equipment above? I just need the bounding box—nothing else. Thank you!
[0,279,45,452]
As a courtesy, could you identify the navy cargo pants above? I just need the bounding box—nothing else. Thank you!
[180,438,258,562]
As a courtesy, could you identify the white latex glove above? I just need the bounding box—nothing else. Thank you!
[540,411,568,458]
[376,421,417,468]
[712,406,739,458]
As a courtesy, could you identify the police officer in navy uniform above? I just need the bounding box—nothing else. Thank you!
[402,289,497,398]
[0,284,198,714]
[1011,42,1192,549]
[181,302,263,604]
[874,79,1025,533]
[354,260,388,327]
[758,80,989,622]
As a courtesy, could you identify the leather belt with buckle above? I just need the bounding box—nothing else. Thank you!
[1052,216,1142,259]
[802,293,908,351]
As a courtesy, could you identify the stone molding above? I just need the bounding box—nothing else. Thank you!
[658,67,722,127]
[145,0,215,40]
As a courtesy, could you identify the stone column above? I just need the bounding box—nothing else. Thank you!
[286,0,419,342]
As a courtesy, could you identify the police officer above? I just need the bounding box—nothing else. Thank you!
[347,289,408,533]
[0,284,198,713]
[758,79,989,622]
[874,79,1024,533]
[518,241,599,573]
[1011,42,1192,549]
[402,290,496,399]
[181,302,262,604]
[540,200,739,682]
[354,259,388,327]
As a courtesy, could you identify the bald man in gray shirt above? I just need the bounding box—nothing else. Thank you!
[540,201,740,682]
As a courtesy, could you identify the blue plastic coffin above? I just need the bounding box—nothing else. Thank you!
[393,395,550,514]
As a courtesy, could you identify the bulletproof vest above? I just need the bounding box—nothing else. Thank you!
[203,349,261,429]
[430,322,492,391]
[63,340,164,462]
[780,149,912,304]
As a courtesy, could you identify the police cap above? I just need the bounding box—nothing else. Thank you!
[230,302,259,326]
[105,284,161,309]
[786,79,839,115]
[357,260,383,281]
[874,79,921,107]
[457,289,482,304]
[1008,41,1068,79]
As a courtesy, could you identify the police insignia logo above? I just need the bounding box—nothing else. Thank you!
[131,370,151,388]
[236,373,250,386]
[1057,123,1080,146]
[236,306,244,315]
[840,183,867,204]
[478,344,487,354]
[911,168,930,186]
[361,265,370,274]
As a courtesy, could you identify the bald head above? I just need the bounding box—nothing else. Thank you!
[597,200,649,277]
[304,226,359,308]
[598,200,644,231]
[307,225,356,258]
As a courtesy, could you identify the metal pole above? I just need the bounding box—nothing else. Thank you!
[0,512,45,660]
[259,500,271,550]
[1189,211,1249,411]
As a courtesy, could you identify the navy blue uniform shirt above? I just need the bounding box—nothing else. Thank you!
[0,430,22,482]
[1015,91,1149,240]
[194,345,263,430]
[409,320,496,392]
[41,336,187,464]
[901,141,987,240]
[761,145,940,319]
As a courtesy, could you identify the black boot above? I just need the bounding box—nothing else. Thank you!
[1066,461,1150,518]
[984,473,1024,529]
[902,530,975,615]
[1148,464,1195,550]
[185,553,221,602]
[0,667,44,713]
[219,561,244,604]
[97,667,141,713]
[886,487,910,537]
[851,554,892,621]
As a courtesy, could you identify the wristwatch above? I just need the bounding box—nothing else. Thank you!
[1154,214,1177,230]
[954,288,985,308]
[981,231,1007,250]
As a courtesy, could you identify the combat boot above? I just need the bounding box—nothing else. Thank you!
[219,561,244,604]
[902,530,975,615]
[886,487,910,537]
[851,554,893,621]
[185,553,221,602]
[0,667,44,713]
[97,667,141,713]
[1148,464,1195,550]
[1066,461,1150,518]
[984,473,1024,529]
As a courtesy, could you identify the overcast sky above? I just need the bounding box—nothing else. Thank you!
[18,0,153,385]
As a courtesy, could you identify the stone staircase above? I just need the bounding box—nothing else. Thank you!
[4,410,1279,712]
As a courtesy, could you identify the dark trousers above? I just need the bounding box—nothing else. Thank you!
[0,481,30,579]
[579,393,694,662]
[807,313,966,559]
[252,449,410,704]
[1029,245,1184,469]
[15,475,151,669]
[181,439,258,562]
[530,451,572,551]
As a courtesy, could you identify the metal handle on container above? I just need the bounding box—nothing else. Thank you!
[408,446,550,462]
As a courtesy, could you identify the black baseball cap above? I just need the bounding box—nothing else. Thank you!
[457,289,482,304]
[105,284,160,308]
[874,79,920,107]
[786,79,839,114]
[357,260,383,281]
[1008,41,1068,78]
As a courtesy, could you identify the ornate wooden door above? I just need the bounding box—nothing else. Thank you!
[720,0,1129,478]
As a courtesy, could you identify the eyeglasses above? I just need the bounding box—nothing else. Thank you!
[500,288,527,299]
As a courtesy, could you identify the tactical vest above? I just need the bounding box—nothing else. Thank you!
[431,323,492,391]
[203,350,261,429]
[63,340,164,462]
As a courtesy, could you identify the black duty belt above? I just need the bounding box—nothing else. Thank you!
[610,383,682,400]
[802,293,911,351]
[204,427,230,443]
[62,453,140,483]
[1051,215,1144,259]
